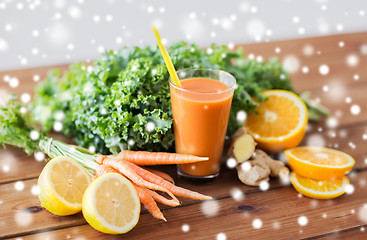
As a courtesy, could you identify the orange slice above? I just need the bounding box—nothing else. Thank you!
[245,90,308,153]
[290,172,349,199]
[285,146,355,180]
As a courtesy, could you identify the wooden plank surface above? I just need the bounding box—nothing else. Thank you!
[1,32,367,239]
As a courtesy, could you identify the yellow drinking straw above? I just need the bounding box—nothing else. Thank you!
[151,25,181,88]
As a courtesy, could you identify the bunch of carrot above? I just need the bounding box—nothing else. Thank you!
[93,150,212,221]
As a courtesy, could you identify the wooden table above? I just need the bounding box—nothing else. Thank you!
[1,32,367,239]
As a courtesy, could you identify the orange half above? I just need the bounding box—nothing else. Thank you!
[285,146,355,180]
[245,90,308,153]
[290,172,349,200]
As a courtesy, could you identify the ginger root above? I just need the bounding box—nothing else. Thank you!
[236,149,289,186]
[228,127,256,163]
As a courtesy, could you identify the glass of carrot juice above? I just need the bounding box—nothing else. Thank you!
[169,69,236,179]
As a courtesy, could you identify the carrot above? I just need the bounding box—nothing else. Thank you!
[97,156,180,205]
[117,150,209,165]
[123,160,212,200]
[94,162,179,207]
[145,188,180,207]
[92,164,117,180]
[144,168,175,184]
[133,184,167,222]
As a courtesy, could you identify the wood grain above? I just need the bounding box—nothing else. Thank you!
[12,171,367,240]
[0,32,367,239]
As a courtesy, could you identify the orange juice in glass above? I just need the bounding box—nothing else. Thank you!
[169,69,236,179]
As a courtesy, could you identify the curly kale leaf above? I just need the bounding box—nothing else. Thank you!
[31,41,299,154]
[1,97,43,154]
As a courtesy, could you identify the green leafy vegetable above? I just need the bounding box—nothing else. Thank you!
[0,97,42,154]
[31,41,328,154]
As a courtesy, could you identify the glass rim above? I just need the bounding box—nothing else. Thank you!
[169,68,236,95]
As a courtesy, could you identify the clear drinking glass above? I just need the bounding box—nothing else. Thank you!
[169,69,236,179]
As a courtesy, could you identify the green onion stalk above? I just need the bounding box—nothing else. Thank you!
[1,98,100,175]
[39,137,99,175]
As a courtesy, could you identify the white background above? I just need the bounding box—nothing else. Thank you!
[0,0,366,71]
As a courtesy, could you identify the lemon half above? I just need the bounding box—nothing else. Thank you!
[38,156,92,216]
[82,173,140,234]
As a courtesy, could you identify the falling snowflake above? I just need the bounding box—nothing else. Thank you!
[282,55,300,74]
[2,165,10,173]
[348,142,356,149]
[93,15,101,22]
[239,2,250,12]
[310,200,318,208]
[230,188,245,201]
[14,181,25,191]
[246,19,265,40]
[345,184,355,194]
[15,211,33,226]
[226,158,237,169]
[250,6,258,13]
[146,121,155,132]
[0,38,8,52]
[53,121,63,132]
[358,204,367,223]
[302,66,309,74]
[240,161,251,172]
[31,185,40,195]
[4,23,12,31]
[182,224,190,232]
[350,104,361,115]
[360,44,367,55]
[88,146,96,153]
[116,36,123,44]
[9,77,19,88]
[217,233,227,240]
[272,221,281,229]
[21,93,31,103]
[303,45,314,56]
[30,130,40,141]
[292,16,300,23]
[236,110,247,123]
[326,117,338,128]
[297,216,308,226]
[319,64,329,75]
[201,200,219,217]
[252,218,262,229]
[306,134,325,147]
[336,24,344,31]
[67,5,82,19]
[48,22,71,45]
[127,139,135,146]
[147,6,154,13]
[346,54,359,67]
[259,181,269,191]
[298,27,305,35]
[105,14,113,22]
